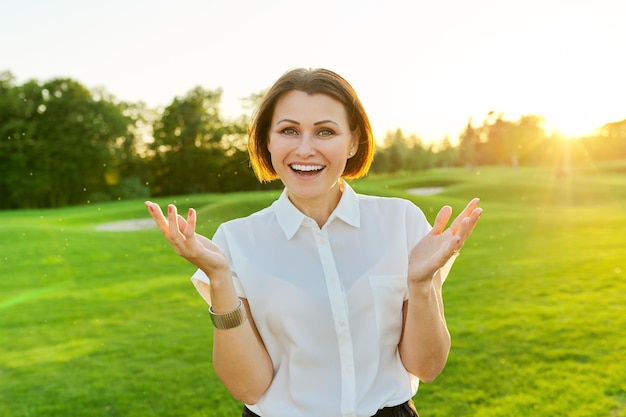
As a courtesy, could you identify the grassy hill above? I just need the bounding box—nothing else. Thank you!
[1,161,625,416]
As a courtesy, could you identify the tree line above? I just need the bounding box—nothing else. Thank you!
[1,71,625,209]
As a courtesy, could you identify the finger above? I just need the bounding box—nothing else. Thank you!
[462,207,483,239]
[431,205,452,234]
[177,214,188,233]
[456,207,483,242]
[178,209,196,238]
[168,204,181,238]
[449,197,480,233]
[145,201,169,231]
[455,198,480,223]
[184,208,197,238]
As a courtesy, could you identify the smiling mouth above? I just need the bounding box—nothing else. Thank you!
[290,164,325,175]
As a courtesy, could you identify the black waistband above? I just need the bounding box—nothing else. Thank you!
[242,399,418,417]
[374,399,419,417]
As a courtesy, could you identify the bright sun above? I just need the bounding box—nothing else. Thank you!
[544,117,599,139]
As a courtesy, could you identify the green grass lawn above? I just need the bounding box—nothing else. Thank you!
[1,161,625,417]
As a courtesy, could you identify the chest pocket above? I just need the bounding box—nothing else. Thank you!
[369,275,407,345]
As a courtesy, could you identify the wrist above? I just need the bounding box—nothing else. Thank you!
[408,279,436,298]
[201,265,231,285]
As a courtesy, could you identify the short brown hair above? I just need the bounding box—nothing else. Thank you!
[248,68,375,182]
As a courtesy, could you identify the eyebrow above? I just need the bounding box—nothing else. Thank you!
[275,119,339,126]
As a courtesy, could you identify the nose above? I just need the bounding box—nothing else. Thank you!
[295,133,316,157]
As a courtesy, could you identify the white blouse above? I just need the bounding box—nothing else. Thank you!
[192,182,444,417]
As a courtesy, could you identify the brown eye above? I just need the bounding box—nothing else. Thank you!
[317,128,335,137]
[281,127,298,136]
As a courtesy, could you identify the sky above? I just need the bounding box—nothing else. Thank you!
[2,0,625,143]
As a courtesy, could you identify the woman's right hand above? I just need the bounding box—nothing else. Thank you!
[145,201,230,279]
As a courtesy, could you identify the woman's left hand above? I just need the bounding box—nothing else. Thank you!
[408,198,482,284]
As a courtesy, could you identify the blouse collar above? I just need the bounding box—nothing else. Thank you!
[275,181,361,240]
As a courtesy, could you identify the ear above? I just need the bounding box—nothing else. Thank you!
[348,127,360,158]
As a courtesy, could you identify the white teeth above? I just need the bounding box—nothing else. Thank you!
[290,164,324,172]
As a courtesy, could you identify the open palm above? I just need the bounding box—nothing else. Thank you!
[145,201,229,277]
[408,198,482,284]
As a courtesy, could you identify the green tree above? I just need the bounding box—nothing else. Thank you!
[370,129,453,174]
[435,136,459,168]
[0,75,136,209]
[0,72,30,208]
[459,118,480,169]
[481,112,511,166]
[149,87,226,195]
[108,100,153,200]
[148,87,259,196]
[512,115,546,167]
[587,118,626,160]
[474,112,548,168]
[385,129,407,173]
[404,133,427,171]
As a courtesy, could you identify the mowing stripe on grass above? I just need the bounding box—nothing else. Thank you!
[0,281,72,311]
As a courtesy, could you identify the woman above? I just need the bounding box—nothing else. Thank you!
[145,68,482,417]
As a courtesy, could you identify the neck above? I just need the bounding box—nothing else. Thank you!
[287,180,344,228]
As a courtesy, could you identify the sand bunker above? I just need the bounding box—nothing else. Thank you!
[95,219,156,231]
[406,187,444,196]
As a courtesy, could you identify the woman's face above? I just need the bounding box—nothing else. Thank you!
[267,90,358,208]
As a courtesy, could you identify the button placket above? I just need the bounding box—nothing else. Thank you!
[312,226,356,417]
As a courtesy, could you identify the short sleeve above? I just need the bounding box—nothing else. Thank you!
[189,224,247,305]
